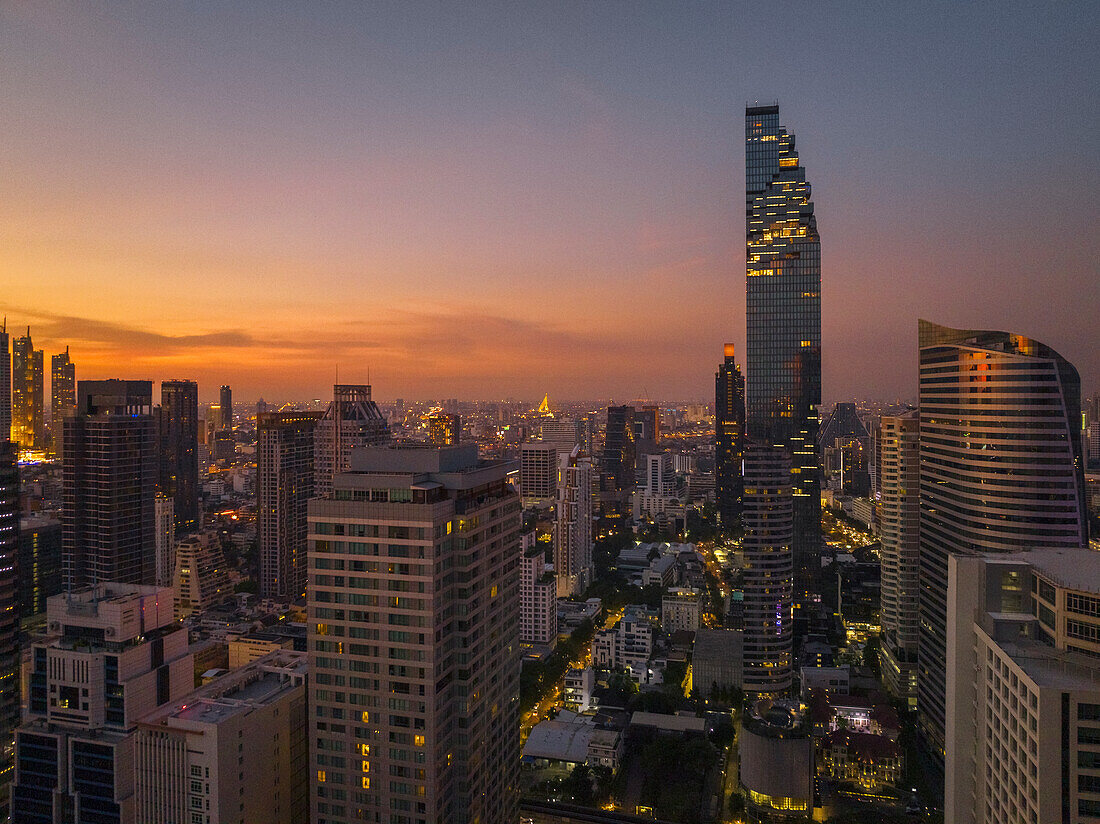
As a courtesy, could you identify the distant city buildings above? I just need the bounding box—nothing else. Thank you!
[49,347,75,455]
[600,405,635,519]
[11,328,43,450]
[219,384,232,430]
[427,411,460,445]
[715,343,745,530]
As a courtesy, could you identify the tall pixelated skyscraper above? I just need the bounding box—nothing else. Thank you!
[916,320,1088,754]
[11,328,43,450]
[745,105,821,607]
[715,343,746,530]
[157,380,200,534]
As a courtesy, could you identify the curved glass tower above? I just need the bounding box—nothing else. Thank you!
[916,319,1088,753]
[745,105,821,607]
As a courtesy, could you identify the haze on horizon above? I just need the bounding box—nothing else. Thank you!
[2,2,1097,404]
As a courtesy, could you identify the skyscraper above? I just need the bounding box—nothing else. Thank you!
[741,443,793,698]
[313,384,390,498]
[917,320,1088,753]
[555,445,595,597]
[49,346,75,454]
[0,323,10,440]
[219,384,232,430]
[426,411,460,445]
[520,442,558,507]
[0,441,19,820]
[745,104,822,608]
[11,328,43,450]
[307,444,521,824]
[62,380,157,589]
[600,405,635,518]
[877,412,919,708]
[257,410,322,599]
[715,343,746,530]
[157,379,199,533]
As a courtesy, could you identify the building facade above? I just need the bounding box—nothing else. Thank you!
[158,379,200,534]
[307,444,521,824]
[257,411,322,600]
[917,320,1088,753]
[153,494,175,589]
[520,443,558,507]
[599,405,635,519]
[11,328,44,450]
[0,442,18,819]
[17,514,62,619]
[745,105,822,610]
[662,587,702,633]
[49,347,75,455]
[520,533,557,648]
[741,444,794,698]
[715,343,746,531]
[426,412,460,446]
[219,385,232,431]
[554,446,594,597]
[173,533,231,620]
[0,324,10,439]
[314,384,391,498]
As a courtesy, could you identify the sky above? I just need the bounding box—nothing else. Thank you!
[2,1,1097,404]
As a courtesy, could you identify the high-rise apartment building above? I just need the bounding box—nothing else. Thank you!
[520,442,558,507]
[426,411,460,445]
[540,417,582,455]
[917,320,1088,753]
[153,494,175,588]
[520,532,557,648]
[173,532,230,619]
[49,346,75,454]
[63,380,157,589]
[12,584,194,824]
[945,550,1100,824]
[307,444,521,824]
[314,384,390,498]
[0,441,18,820]
[219,384,232,430]
[715,343,746,530]
[12,328,44,450]
[555,445,594,597]
[633,451,682,524]
[0,323,10,439]
[134,650,309,824]
[741,444,793,698]
[158,379,200,533]
[257,411,322,599]
[877,412,920,707]
[600,405,635,518]
[745,105,822,609]
[17,514,61,619]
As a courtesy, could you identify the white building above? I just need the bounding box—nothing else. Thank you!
[594,606,653,676]
[134,650,309,824]
[520,443,558,507]
[661,587,701,633]
[554,446,594,597]
[945,549,1100,824]
[520,532,557,649]
[564,667,595,712]
[632,451,685,523]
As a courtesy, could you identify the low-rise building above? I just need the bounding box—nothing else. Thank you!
[800,665,850,697]
[692,628,743,698]
[820,729,901,792]
[662,587,702,633]
[593,607,653,674]
[564,667,595,712]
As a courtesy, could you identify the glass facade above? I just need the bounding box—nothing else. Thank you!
[745,105,821,602]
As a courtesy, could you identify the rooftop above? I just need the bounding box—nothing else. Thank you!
[1011,548,1100,595]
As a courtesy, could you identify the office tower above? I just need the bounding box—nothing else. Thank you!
[307,444,521,824]
[427,411,460,445]
[555,445,595,597]
[63,380,157,589]
[219,384,232,430]
[741,443,793,698]
[153,494,175,588]
[158,379,200,533]
[633,405,660,442]
[0,323,10,439]
[877,412,919,707]
[172,533,230,619]
[600,405,635,518]
[520,442,558,507]
[257,411,322,599]
[12,584,194,824]
[314,384,390,498]
[135,651,309,824]
[633,451,681,524]
[715,343,746,530]
[520,531,558,648]
[11,328,44,450]
[745,104,822,609]
[540,416,581,454]
[212,429,236,462]
[17,514,62,619]
[917,320,1088,753]
[0,442,17,820]
[49,347,75,453]
[944,550,1100,824]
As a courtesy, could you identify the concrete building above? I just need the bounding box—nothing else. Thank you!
[520,533,557,649]
[0,325,10,439]
[0,442,17,818]
[632,451,684,524]
[49,347,75,456]
[661,587,701,633]
[154,493,175,589]
[426,411,460,445]
[313,384,390,498]
[540,417,581,455]
[219,385,232,431]
[741,444,794,698]
[134,650,309,824]
[878,412,919,708]
[554,446,594,598]
[918,321,1089,754]
[520,442,558,507]
[173,533,231,620]
[158,379,200,534]
[258,411,322,600]
[307,443,521,824]
[692,628,743,698]
[593,606,653,677]
[945,549,1100,824]
[563,667,595,713]
[17,513,62,619]
[739,699,812,820]
[12,584,194,824]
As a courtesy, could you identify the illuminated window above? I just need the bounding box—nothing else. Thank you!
[361,760,370,772]
[361,777,370,789]
[317,770,326,783]
[414,735,425,747]
[359,744,370,756]
[361,711,370,723]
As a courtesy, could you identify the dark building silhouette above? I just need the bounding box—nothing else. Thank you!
[600,405,635,518]
[62,380,157,589]
[17,514,62,619]
[745,104,821,608]
[715,344,746,530]
[219,384,232,430]
[158,380,200,534]
[0,323,10,438]
[0,441,19,818]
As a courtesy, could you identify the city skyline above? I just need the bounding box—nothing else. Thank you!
[2,3,1097,402]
